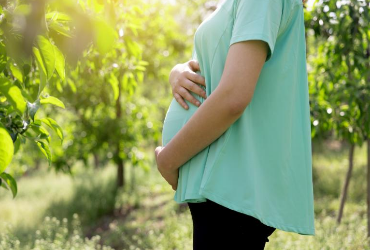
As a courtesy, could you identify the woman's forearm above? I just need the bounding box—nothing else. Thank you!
[159,83,243,171]
[158,41,267,171]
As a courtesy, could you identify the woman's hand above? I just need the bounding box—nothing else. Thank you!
[155,146,179,191]
[169,60,207,110]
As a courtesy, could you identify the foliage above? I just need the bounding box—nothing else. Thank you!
[46,1,157,178]
[0,0,119,196]
[305,0,370,144]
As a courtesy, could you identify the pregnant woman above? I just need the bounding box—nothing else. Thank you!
[155,0,315,249]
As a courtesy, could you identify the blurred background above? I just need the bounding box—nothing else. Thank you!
[0,0,369,249]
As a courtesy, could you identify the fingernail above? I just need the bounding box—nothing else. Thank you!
[196,101,200,106]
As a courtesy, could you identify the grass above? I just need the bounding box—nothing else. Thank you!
[0,138,369,249]
[0,163,118,248]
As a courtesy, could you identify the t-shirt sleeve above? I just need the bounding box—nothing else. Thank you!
[229,0,283,62]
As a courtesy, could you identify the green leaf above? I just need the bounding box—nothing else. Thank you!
[137,71,144,83]
[36,140,51,166]
[36,36,56,80]
[135,65,146,71]
[9,63,23,83]
[33,47,46,75]
[49,22,72,38]
[93,19,117,54]
[67,79,76,93]
[0,178,9,190]
[56,79,63,93]
[40,117,64,142]
[0,77,26,115]
[40,96,65,109]
[122,72,134,93]
[124,38,141,57]
[0,172,17,198]
[138,60,149,66]
[14,137,21,154]
[46,11,71,21]
[33,47,47,95]
[27,100,41,121]
[53,45,65,80]
[0,123,14,174]
[30,124,50,143]
[109,72,119,101]
[0,42,7,73]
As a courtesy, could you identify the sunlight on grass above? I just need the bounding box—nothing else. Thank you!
[0,164,117,246]
[1,140,369,249]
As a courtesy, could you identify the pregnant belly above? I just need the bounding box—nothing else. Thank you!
[162,97,210,204]
[162,98,199,146]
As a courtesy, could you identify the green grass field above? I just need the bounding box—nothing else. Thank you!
[1,139,370,249]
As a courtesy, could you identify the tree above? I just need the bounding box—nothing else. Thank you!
[306,0,370,235]
[0,0,117,197]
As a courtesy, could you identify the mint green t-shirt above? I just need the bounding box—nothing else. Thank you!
[161,0,315,236]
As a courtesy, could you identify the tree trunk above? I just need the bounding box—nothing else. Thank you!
[117,155,124,188]
[116,74,124,188]
[35,158,41,170]
[93,153,99,169]
[367,139,370,237]
[337,143,355,224]
[130,164,135,192]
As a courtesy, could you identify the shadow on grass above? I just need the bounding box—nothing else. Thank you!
[44,172,118,229]
[95,191,191,250]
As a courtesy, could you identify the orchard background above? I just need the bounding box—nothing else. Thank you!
[0,0,369,249]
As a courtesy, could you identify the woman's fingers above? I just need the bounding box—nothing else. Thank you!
[185,70,206,88]
[188,60,200,72]
[174,93,189,110]
[182,74,207,99]
[187,61,206,88]
[177,86,202,107]
[171,59,207,109]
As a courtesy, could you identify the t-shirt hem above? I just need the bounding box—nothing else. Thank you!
[198,188,316,236]
[174,191,206,203]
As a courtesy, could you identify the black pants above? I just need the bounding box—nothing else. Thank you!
[187,199,276,250]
